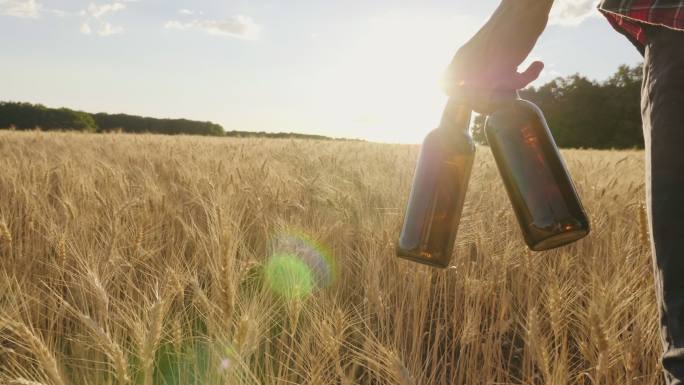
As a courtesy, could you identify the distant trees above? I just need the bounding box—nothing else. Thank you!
[224,130,339,141]
[0,101,352,141]
[472,63,644,149]
[93,113,224,136]
[1,63,645,148]
[0,102,98,132]
[0,102,224,137]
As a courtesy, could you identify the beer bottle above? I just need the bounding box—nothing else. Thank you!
[396,98,475,268]
[485,97,590,251]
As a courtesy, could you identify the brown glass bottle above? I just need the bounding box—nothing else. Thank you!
[485,98,590,251]
[396,99,475,268]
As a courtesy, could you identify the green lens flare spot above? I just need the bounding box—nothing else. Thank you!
[265,253,314,299]
[224,344,237,358]
[269,230,337,289]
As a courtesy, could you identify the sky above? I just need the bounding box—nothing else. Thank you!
[1,0,642,143]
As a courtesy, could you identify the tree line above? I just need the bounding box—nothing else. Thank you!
[93,113,224,136]
[0,102,224,136]
[0,102,99,132]
[472,63,644,149]
[0,102,353,141]
[1,63,644,148]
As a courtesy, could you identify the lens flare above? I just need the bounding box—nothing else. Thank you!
[219,357,232,372]
[264,231,335,299]
[265,254,314,299]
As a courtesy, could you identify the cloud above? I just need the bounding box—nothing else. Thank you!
[164,20,186,30]
[165,14,261,40]
[178,9,203,16]
[97,21,123,35]
[84,2,126,18]
[0,0,42,18]
[80,1,130,36]
[80,22,92,34]
[549,0,600,26]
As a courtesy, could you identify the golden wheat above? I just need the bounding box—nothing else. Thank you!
[0,130,661,384]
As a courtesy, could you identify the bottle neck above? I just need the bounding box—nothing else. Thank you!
[439,98,472,134]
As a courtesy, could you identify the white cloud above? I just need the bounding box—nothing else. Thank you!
[97,21,122,36]
[47,8,67,17]
[165,14,261,40]
[165,20,188,30]
[177,8,203,16]
[80,21,92,34]
[549,0,600,26]
[80,1,130,37]
[84,2,126,18]
[0,0,42,18]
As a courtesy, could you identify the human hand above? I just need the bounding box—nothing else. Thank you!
[444,0,553,113]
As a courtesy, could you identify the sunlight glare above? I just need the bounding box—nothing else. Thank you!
[320,11,477,143]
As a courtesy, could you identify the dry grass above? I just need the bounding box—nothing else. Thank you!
[0,130,661,385]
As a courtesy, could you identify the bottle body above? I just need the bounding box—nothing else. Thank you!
[485,99,590,251]
[397,102,475,268]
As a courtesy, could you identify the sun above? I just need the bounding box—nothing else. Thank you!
[312,11,478,144]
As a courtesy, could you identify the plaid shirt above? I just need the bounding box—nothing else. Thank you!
[599,0,684,54]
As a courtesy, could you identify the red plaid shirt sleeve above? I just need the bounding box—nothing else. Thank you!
[599,0,684,54]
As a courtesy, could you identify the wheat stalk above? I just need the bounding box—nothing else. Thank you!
[7,322,66,385]
[10,378,46,385]
[140,297,167,385]
[0,132,662,384]
[0,219,12,254]
[53,295,130,385]
[55,236,67,268]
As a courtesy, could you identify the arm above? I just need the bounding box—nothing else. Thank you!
[445,0,554,112]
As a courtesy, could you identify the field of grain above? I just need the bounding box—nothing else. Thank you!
[0,131,660,385]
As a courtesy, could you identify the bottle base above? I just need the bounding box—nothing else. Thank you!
[529,228,589,251]
[396,247,450,269]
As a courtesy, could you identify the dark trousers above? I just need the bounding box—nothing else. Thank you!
[643,25,684,385]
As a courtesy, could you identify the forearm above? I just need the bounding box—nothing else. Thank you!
[501,0,554,17]
[493,0,554,35]
[463,0,553,69]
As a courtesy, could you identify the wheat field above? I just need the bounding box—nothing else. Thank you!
[0,130,661,385]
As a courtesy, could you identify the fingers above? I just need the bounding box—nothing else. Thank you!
[444,60,544,96]
[520,60,545,84]
[503,61,544,90]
